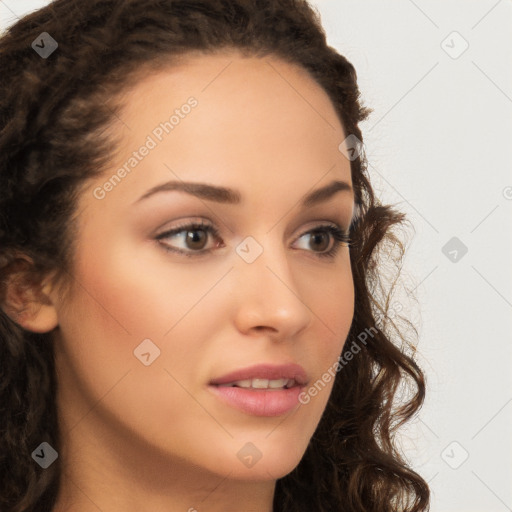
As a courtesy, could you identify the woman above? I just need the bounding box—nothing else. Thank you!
[0,0,430,510]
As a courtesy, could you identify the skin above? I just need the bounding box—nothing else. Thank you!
[11,51,356,511]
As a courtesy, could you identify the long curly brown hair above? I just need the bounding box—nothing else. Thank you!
[0,0,430,510]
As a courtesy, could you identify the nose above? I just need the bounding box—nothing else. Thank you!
[231,240,312,340]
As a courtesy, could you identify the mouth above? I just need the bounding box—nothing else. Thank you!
[209,362,308,387]
[208,363,308,417]
[215,378,299,390]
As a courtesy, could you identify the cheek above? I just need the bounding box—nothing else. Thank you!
[298,265,354,408]
[54,243,222,445]
[68,237,224,339]
[307,262,354,354]
[57,239,233,394]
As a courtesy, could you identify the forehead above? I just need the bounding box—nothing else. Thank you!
[86,51,352,210]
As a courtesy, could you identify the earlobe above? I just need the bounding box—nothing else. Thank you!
[8,301,59,333]
[0,261,59,333]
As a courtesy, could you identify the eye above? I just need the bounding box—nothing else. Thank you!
[155,220,351,259]
[155,220,223,257]
[293,225,351,259]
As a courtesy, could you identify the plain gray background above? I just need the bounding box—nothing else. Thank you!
[2,1,511,510]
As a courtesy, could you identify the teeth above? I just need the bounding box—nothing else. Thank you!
[252,378,269,389]
[234,379,252,388]
[220,378,296,389]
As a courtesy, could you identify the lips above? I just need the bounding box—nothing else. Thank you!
[208,363,309,417]
[209,363,308,388]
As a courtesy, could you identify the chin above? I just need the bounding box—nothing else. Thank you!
[200,436,309,481]
[224,456,303,482]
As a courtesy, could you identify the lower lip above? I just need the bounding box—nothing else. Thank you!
[208,385,303,417]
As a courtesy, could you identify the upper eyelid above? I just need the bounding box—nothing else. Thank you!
[156,219,346,238]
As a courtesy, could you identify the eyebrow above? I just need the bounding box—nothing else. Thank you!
[135,179,353,207]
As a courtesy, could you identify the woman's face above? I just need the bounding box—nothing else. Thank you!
[52,51,355,485]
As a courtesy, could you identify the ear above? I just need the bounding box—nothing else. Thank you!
[0,257,59,333]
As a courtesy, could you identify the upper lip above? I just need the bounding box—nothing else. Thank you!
[209,363,308,386]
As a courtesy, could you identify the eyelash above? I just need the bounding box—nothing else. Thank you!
[155,220,352,260]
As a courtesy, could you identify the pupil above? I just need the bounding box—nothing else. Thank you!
[187,230,206,249]
[311,232,329,251]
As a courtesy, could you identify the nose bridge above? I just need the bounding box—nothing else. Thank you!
[232,232,311,335]
[236,232,293,293]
